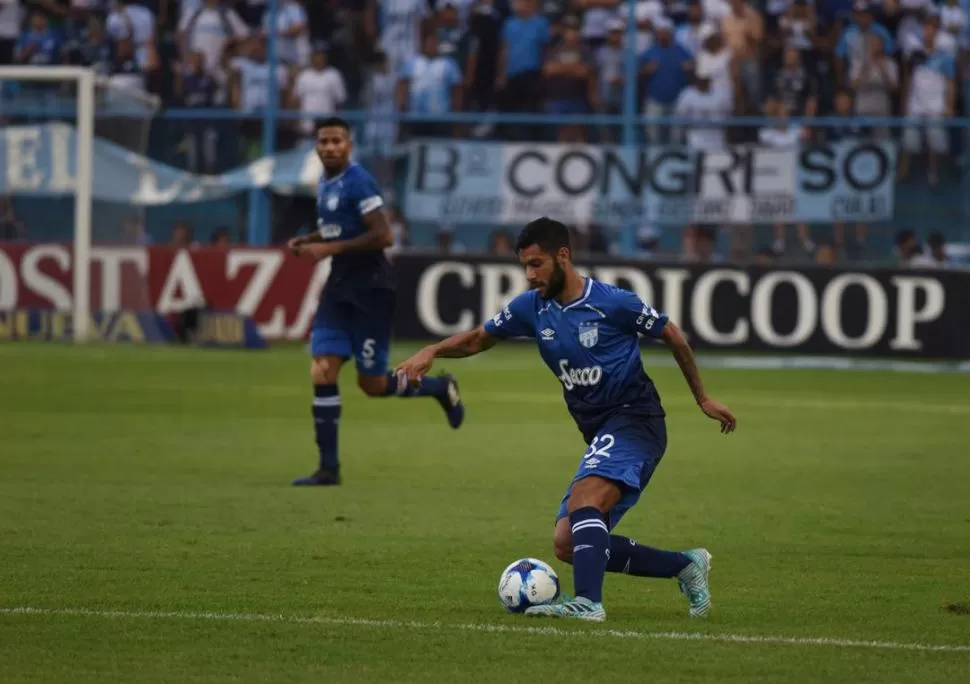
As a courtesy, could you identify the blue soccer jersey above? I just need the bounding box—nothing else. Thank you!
[483,278,668,442]
[311,163,395,373]
[484,278,671,527]
[316,163,394,293]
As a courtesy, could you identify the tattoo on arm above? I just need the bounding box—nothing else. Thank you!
[662,323,707,403]
[432,327,499,359]
[330,209,394,255]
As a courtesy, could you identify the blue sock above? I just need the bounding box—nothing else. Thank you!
[312,385,340,472]
[606,535,691,578]
[381,372,448,398]
[569,507,610,604]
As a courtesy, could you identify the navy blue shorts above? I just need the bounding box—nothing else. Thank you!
[310,288,395,376]
[556,413,667,530]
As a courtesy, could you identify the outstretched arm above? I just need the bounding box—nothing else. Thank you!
[661,321,737,434]
[430,326,499,358]
[396,326,498,385]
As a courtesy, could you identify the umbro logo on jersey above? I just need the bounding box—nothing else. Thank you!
[540,328,556,341]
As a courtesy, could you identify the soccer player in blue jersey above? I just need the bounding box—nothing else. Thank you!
[287,117,465,487]
[395,217,736,621]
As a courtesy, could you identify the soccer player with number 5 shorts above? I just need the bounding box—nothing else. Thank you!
[288,117,465,487]
[396,217,737,621]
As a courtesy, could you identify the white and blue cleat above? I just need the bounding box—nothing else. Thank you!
[524,596,607,622]
[436,372,465,429]
[677,548,712,617]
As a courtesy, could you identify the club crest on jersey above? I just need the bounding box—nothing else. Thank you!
[578,321,599,348]
[326,193,339,211]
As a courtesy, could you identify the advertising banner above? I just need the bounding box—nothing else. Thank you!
[2,245,966,357]
[405,141,896,226]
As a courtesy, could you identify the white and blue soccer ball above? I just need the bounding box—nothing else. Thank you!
[497,558,560,613]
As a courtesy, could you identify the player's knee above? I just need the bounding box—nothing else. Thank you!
[567,477,621,514]
[356,374,386,397]
[311,357,340,385]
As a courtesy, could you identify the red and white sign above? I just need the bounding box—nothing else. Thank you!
[0,243,325,339]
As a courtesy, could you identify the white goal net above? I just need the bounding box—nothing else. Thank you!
[0,66,160,341]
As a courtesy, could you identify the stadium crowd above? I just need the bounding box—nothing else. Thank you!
[0,0,966,265]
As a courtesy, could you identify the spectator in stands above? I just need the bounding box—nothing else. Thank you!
[619,0,664,54]
[375,0,432,78]
[824,87,868,259]
[262,0,310,68]
[107,0,158,72]
[541,0,570,25]
[771,46,818,119]
[721,0,763,114]
[489,229,514,254]
[834,2,893,89]
[543,15,596,142]
[894,1,934,57]
[893,229,937,267]
[109,37,148,94]
[849,34,897,136]
[235,0,267,28]
[824,87,863,142]
[675,65,732,151]
[178,0,249,74]
[65,15,113,76]
[941,0,967,44]
[170,221,195,248]
[210,227,231,248]
[120,216,152,246]
[925,232,951,267]
[0,195,24,241]
[898,17,956,187]
[230,37,289,156]
[596,18,625,140]
[775,0,816,62]
[387,206,411,253]
[754,247,776,264]
[363,51,398,193]
[681,225,721,262]
[0,0,22,66]
[174,50,219,173]
[435,225,467,253]
[675,1,705,56]
[176,50,218,109]
[694,24,734,111]
[640,16,692,144]
[814,243,836,265]
[398,31,463,138]
[290,43,347,141]
[497,0,550,137]
[463,0,505,135]
[579,223,611,252]
[436,1,465,56]
[16,10,61,67]
[633,225,661,259]
[576,0,619,51]
[760,97,813,258]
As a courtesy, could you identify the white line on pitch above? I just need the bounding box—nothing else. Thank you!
[2,607,968,654]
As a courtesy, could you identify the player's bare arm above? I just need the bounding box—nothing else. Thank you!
[287,232,324,254]
[661,321,737,434]
[298,210,393,261]
[395,326,498,385]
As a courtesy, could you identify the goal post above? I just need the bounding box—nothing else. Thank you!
[1,66,94,340]
[0,66,161,343]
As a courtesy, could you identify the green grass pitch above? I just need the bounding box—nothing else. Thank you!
[1,342,969,683]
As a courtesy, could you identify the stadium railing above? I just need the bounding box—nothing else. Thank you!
[4,101,970,265]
